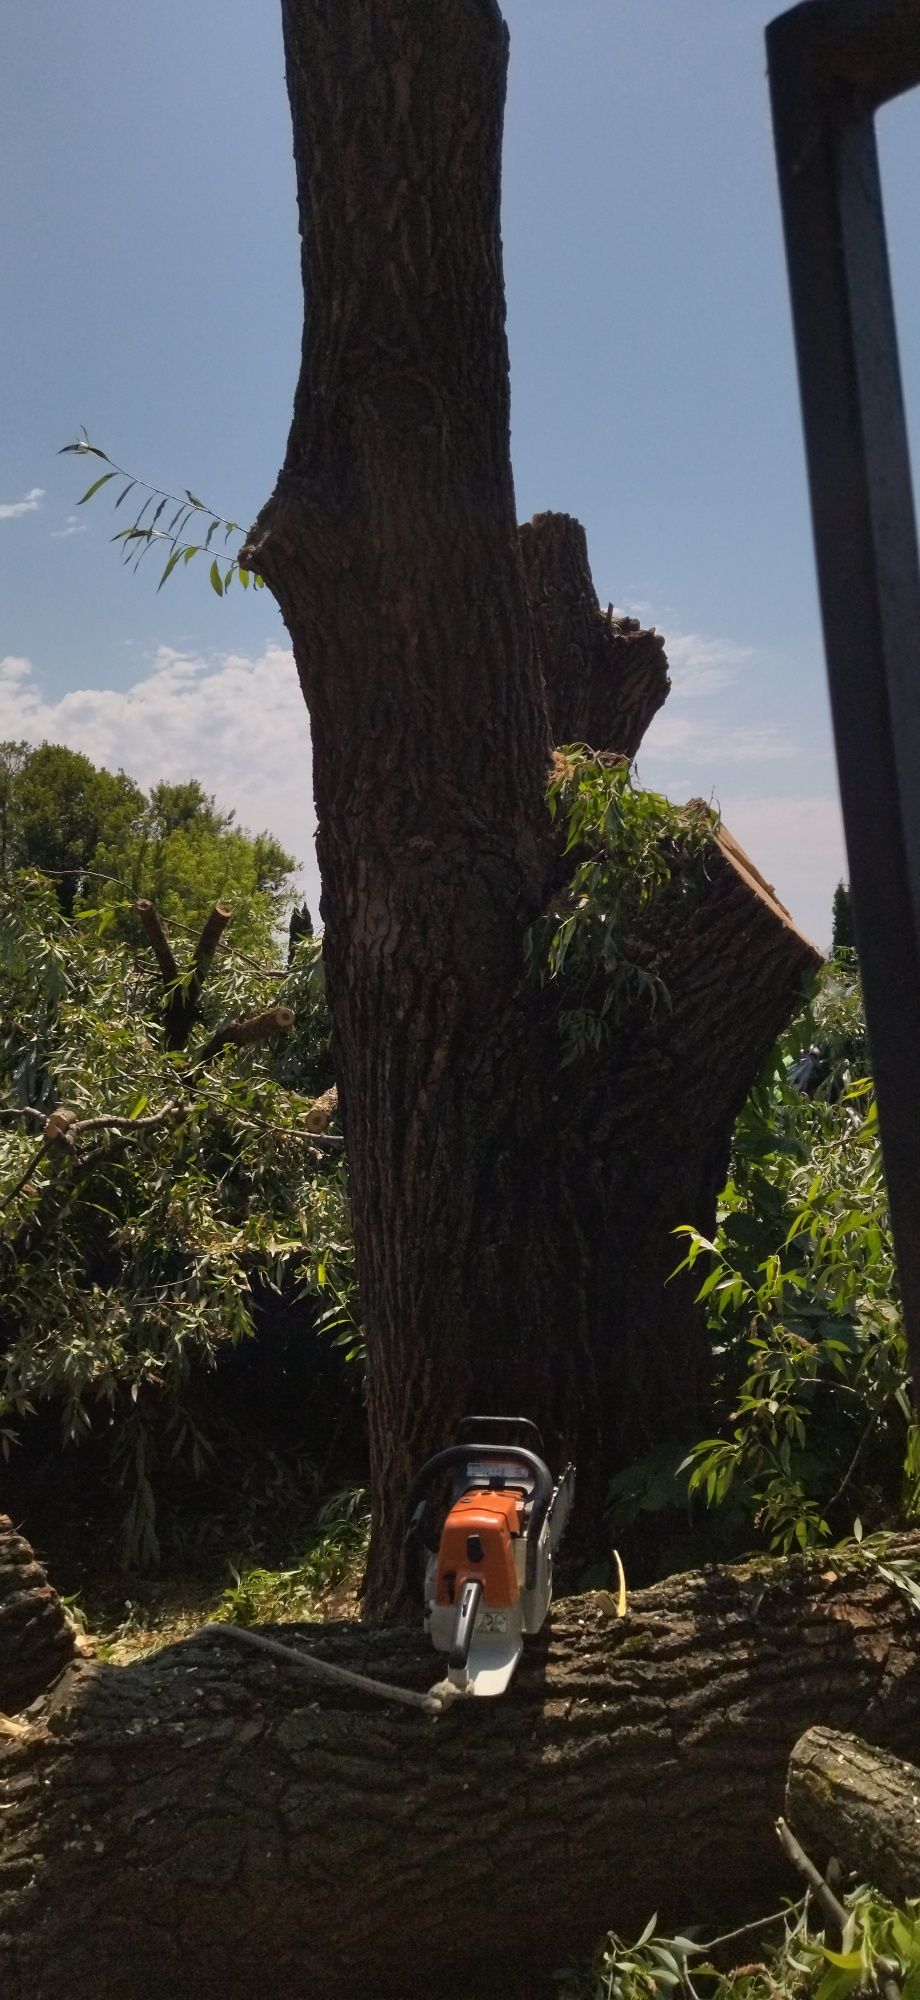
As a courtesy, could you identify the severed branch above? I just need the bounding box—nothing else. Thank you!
[135,899,233,1050]
[775,1817,848,1941]
[519,511,671,758]
[133,899,180,988]
[196,1005,296,1065]
[165,901,233,1050]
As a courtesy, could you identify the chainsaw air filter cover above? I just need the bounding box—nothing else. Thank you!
[404,1419,575,1699]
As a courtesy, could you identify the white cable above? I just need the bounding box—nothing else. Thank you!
[200,1622,454,1715]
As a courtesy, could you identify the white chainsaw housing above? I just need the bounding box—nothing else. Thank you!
[424,1500,556,1698]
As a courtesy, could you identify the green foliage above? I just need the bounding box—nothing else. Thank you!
[0,744,297,953]
[678,957,909,1554]
[528,749,718,1063]
[831,880,855,956]
[60,432,262,594]
[212,1487,370,1625]
[0,871,354,1563]
[559,1889,920,2000]
[0,740,144,916]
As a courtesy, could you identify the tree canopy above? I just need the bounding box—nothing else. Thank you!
[0,741,296,943]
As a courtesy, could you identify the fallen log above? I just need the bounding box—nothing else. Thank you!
[787,1725,920,1905]
[0,1516,75,1716]
[2,1542,919,2000]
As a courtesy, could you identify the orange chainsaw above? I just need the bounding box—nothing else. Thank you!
[405,1417,575,1698]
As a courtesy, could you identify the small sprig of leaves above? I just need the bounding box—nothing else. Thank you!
[528,749,717,1064]
[559,1888,920,2000]
[59,431,263,596]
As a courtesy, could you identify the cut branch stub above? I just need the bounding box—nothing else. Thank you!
[197,1005,295,1065]
[520,511,670,757]
[133,900,179,990]
[786,1725,920,1906]
[135,900,233,1051]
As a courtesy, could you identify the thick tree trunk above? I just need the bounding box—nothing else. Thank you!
[243,0,821,1610]
[786,1726,920,1904]
[2,1545,920,2000]
[0,1516,75,1716]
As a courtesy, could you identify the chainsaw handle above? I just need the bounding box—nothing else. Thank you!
[404,1444,554,1593]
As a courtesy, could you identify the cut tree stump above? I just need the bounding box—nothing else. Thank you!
[2,1542,920,2000]
[787,1724,920,1904]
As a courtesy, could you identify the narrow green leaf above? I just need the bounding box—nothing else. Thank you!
[115,482,136,508]
[78,471,117,504]
[157,546,186,591]
[209,559,224,597]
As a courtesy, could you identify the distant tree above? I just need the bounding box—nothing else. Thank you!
[0,741,143,916]
[0,742,297,944]
[94,779,296,943]
[832,879,856,955]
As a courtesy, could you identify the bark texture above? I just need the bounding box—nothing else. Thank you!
[520,510,670,756]
[242,0,821,1609]
[787,1725,920,1903]
[2,1547,919,2000]
[0,1517,75,1716]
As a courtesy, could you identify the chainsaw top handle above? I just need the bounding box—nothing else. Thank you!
[404,1443,554,1594]
[456,1416,545,1452]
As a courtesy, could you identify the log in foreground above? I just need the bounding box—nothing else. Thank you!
[2,1545,920,2000]
[787,1725,920,1905]
[0,1516,75,1717]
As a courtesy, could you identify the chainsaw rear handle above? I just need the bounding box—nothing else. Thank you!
[404,1443,554,1594]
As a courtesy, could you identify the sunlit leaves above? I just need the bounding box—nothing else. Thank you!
[59,431,265,595]
[528,749,718,1064]
[0,872,351,1563]
[675,958,905,1554]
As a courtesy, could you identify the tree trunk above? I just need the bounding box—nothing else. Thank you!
[2,1545,920,2000]
[0,1516,75,1716]
[242,0,821,1611]
[786,1726,920,1904]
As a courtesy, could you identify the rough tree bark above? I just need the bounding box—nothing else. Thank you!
[0,1516,75,1717]
[2,1544,919,2000]
[242,0,820,1609]
[787,1726,920,1904]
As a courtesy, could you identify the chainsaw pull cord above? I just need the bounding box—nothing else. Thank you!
[200,1622,462,1715]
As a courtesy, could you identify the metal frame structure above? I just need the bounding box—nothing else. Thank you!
[767,0,920,1381]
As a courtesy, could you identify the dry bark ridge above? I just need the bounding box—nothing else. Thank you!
[520,510,671,756]
[2,1542,919,2000]
[239,0,822,1609]
[787,1726,920,1905]
[0,1516,75,1716]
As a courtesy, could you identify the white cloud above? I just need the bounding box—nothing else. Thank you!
[51,514,87,540]
[714,792,846,951]
[0,639,846,947]
[662,630,754,698]
[0,487,44,522]
[0,645,321,914]
[640,711,793,765]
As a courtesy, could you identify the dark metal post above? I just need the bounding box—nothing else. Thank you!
[766,0,920,1380]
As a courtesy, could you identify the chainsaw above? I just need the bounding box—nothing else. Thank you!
[405,1416,575,1698]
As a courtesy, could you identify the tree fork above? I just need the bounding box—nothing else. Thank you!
[2,1543,920,2000]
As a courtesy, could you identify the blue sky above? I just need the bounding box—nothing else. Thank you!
[2,0,918,945]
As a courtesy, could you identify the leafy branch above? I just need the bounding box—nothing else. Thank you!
[59,430,263,596]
